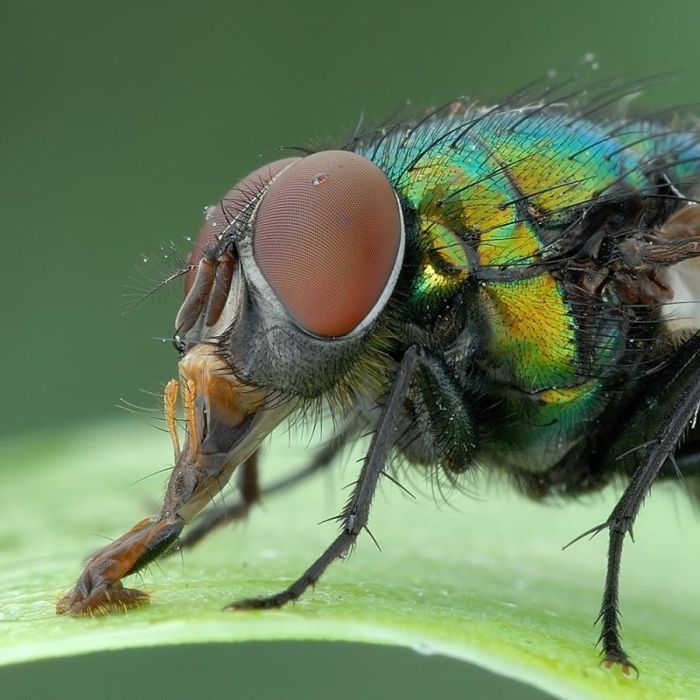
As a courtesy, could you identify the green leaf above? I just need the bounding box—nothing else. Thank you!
[1,421,699,699]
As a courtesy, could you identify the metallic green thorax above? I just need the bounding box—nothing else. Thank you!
[356,106,700,468]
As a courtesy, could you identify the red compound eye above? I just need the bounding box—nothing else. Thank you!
[252,150,403,337]
[185,157,300,293]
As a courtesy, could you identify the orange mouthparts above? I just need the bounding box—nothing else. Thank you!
[57,344,292,616]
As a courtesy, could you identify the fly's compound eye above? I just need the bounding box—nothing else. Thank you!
[185,157,300,294]
[252,150,404,337]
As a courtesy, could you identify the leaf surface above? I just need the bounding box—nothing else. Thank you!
[1,422,698,699]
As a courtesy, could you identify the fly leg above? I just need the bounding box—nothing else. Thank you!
[570,334,700,672]
[176,421,357,551]
[238,449,261,506]
[228,347,422,610]
[229,347,478,610]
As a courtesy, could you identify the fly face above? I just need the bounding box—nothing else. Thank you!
[173,150,406,471]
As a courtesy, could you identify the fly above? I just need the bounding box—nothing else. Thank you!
[57,77,700,674]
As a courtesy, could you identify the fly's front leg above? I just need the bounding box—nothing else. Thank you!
[412,353,477,473]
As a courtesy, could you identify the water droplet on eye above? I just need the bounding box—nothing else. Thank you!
[312,172,328,186]
[184,235,192,242]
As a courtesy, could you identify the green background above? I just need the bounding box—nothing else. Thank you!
[2,0,699,697]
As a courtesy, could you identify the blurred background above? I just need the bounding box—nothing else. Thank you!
[2,0,700,697]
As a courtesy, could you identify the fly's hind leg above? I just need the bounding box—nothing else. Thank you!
[175,421,358,551]
[570,334,700,672]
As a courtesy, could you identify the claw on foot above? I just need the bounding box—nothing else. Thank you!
[601,654,639,678]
